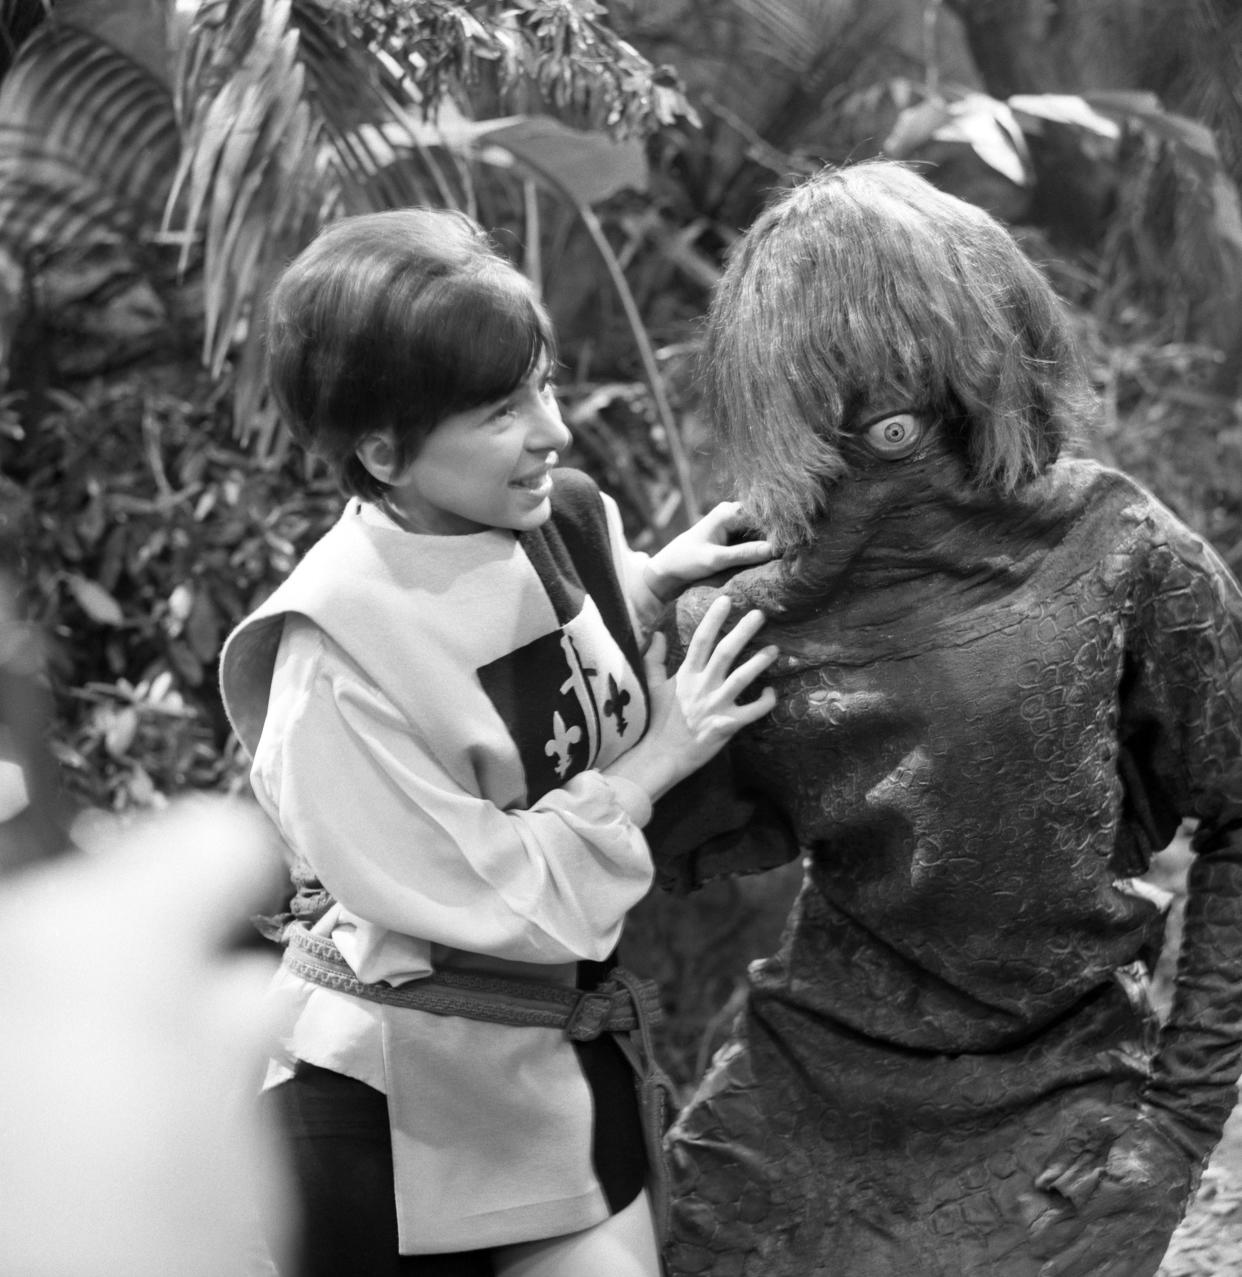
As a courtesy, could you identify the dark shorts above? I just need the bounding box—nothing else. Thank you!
[264,1033,646,1277]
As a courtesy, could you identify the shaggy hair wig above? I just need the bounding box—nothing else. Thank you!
[266,208,556,501]
[702,159,1093,549]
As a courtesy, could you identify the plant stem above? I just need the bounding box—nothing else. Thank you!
[576,201,701,525]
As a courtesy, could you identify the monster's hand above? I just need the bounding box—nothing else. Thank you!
[1026,1105,1203,1277]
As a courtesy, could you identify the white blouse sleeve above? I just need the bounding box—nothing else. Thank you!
[600,490,665,639]
[251,623,654,966]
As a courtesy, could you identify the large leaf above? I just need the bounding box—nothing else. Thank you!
[401,110,648,207]
[884,91,1032,188]
[1008,93,1121,141]
[481,116,646,206]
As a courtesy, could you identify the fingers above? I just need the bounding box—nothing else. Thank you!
[706,539,775,576]
[700,502,776,564]
[721,645,780,703]
[642,630,669,688]
[681,600,773,687]
[669,597,779,758]
[697,501,746,541]
[702,606,769,679]
[728,683,778,727]
[681,595,734,669]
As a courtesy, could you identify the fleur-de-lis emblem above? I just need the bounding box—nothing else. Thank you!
[603,674,632,735]
[545,710,583,778]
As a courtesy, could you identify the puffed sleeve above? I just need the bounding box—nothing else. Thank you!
[600,490,665,640]
[250,620,655,968]
[1121,512,1242,1157]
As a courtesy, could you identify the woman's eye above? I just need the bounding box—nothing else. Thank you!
[862,412,925,459]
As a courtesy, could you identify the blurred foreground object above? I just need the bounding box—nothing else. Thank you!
[0,471,70,874]
[0,595,68,873]
[0,796,292,1276]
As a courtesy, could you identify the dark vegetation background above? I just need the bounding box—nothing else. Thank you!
[3,1,1241,1136]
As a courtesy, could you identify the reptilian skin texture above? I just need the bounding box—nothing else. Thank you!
[651,441,1242,1276]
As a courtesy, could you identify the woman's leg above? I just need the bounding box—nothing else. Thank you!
[263,1062,399,1277]
[493,1190,660,1277]
[264,1062,495,1277]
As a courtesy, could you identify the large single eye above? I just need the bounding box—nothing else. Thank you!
[861,412,925,460]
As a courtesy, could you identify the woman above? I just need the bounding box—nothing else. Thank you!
[651,158,1242,1277]
[219,208,778,1276]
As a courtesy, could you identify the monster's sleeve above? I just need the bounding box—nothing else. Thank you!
[646,586,801,894]
[1121,512,1242,1158]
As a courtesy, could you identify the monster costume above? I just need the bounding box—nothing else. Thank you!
[651,435,1242,1276]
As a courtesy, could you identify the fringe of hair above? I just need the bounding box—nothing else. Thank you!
[266,209,554,501]
[701,160,1094,550]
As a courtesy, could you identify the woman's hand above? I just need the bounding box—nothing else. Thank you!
[606,596,777,802]
[644,502,776,602]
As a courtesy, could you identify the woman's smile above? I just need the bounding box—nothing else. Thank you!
[379,369,571,535]
[510,465,556,497]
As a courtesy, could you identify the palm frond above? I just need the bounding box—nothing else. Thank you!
[295,15,469,212]
[0,21,179,256]
[726,0,829,71]
[169,0,487,405]
[0,0,51,80]
[168,0,318,380]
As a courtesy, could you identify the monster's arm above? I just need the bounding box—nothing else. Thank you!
[1033,522,1242,1277]
[646,745,801,894]
[645,588,800,894]
[1129,530,1242,1161]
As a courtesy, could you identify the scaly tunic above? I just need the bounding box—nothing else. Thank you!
[651,442,1242,1276]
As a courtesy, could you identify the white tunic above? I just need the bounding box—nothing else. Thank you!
[219,473,663,1252]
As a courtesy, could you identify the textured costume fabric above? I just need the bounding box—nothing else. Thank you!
[650,442,1242,1276]
[220,469,658,1253]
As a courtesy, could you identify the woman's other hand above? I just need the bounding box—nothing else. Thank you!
[606,596,777,801]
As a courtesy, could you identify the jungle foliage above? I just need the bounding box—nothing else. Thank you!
[3,0,1242,1086]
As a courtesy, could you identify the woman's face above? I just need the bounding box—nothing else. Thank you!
[381,364,572,535]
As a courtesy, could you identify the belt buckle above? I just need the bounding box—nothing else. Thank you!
[566,983,624,1041]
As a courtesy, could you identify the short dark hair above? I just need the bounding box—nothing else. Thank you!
[265,208,556,500]
[702,159,1094,549]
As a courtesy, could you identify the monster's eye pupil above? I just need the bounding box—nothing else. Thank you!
[862,412,924,460]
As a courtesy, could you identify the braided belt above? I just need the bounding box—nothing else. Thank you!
[282,923,664,1042]
[284,921,677,1242]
